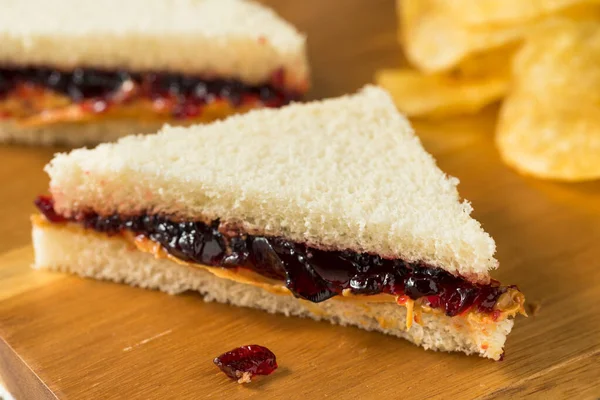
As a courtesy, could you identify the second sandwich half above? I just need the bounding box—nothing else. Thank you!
[0,0,308,145]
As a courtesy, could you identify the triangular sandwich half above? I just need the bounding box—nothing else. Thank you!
[32,86,525,360]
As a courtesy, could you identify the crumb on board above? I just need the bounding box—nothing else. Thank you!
[237,371,253,384]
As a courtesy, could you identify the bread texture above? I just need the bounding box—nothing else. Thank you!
[46,86,497,280]
[32,221,512,360]
[0,0,308,90]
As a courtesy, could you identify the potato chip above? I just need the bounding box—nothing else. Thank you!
[400,0,600,72]
[454,44,516,79]
[438,0,592,27]
[376,43,513,117]
[376,68,508,118]
[496,19,600,181]
[400,0,529,72]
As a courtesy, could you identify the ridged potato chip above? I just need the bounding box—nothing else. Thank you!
[438,0,592,27]
[496,19,600,181]
[400,0,600,72]
[400,0,529,72]
[453,44,515,79]
[376,69,508,118]
[376,45,513,117]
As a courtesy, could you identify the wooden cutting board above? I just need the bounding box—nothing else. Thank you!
[1,0,599,398]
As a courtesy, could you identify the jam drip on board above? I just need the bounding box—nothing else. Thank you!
[35,196,517,317]
[0,67,299,118]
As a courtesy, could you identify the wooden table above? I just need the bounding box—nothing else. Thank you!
[1,0,599,398]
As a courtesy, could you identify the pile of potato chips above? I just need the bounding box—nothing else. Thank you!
[377,0,600,181]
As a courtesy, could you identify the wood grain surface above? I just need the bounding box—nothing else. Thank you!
[1,0,600,399]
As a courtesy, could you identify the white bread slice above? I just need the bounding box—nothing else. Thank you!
[46,86,496,281]
[0,0,308,90]
[32,221,512,360]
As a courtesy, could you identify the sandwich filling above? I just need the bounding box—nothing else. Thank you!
[0,67,300,126]
[35,196,525,321]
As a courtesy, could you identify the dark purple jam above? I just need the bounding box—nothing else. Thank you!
[213,345,278,382]
[0,66,299,116]
[34,196,66,223]
[35,196,512,317]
